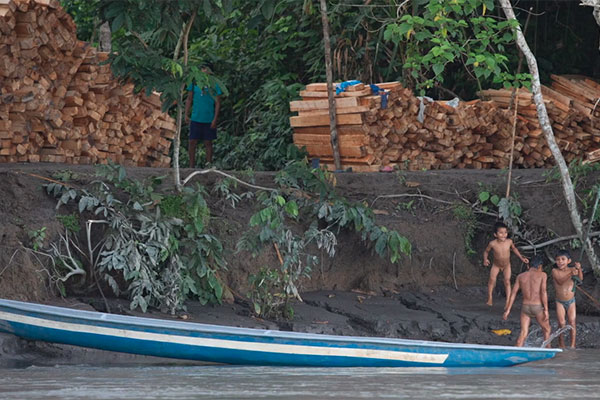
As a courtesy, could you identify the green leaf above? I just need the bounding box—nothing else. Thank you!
[284,200,299,218]
[375,234,388,256]
[432,63,444,76]
[490,194,500,206]
[203,0,212,16]
[250,213,261,227]
[214,281,223,299]
[478,191,490,203]
[111,13,124,32]
[261,0,275,19]
[318,203,329,219]
[399,236,412,255]
[208,272,218,289]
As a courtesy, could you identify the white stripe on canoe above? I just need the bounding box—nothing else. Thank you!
[0,311,448,364]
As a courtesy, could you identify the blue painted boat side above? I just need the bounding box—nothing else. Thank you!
[0,299,561,367]
[4,320,449,367]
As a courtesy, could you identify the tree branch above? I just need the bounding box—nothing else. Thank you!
[520,231,600,251]
[182,168,278,192]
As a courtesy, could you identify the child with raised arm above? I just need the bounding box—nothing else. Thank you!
[552,250,583,348]
[483,222,529,308]
[503,255,551,347]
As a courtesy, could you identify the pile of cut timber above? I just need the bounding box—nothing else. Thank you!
[479,74,600,166]
[290,82,519,171]
[0,0,175,166]
[292,75,600,171]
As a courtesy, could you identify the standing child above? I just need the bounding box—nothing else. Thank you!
[552,249,583,348]
[503,255,551,347]
[483,222,529,308]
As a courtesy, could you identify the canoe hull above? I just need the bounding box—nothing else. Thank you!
[0,299,560,367]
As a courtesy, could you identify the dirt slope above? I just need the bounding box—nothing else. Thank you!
[1,163,599,356]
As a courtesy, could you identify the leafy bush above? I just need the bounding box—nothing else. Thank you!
[45,163,226,313]
[383,0,528,96]
[56,213,81,233]
[239,160,411,318]
[28,227,47,251]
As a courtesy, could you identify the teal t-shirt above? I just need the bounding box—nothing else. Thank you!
[188,83,222,123]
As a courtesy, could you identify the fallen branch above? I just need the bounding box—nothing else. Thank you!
[520,231,600,251]
[577,285,600,311]
[182,168,277,192]
[371,193,454,207]
[371,192,498,218]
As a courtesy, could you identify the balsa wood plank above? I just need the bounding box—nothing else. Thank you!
[290,97,359,111]
[290,113,363,127]
[298,106,370,116]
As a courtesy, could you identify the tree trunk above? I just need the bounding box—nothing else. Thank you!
[98,21,111,53]
[501,0,600,275]
[319,0,341,171]
[172,12,197,191]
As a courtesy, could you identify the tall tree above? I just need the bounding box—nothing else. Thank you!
[500,0,600,275]
[319,0,341,171]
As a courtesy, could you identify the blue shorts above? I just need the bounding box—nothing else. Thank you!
[189,121,217,141]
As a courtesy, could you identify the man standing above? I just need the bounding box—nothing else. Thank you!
[503,255,551,347]
[184,62,222,167]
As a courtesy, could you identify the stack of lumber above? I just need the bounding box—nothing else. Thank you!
[0,0,175,167]
[480,74,600,166]
[292,75,600,171]
[290,82,520,171]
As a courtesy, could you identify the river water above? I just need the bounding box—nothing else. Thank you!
[0,349,598,399]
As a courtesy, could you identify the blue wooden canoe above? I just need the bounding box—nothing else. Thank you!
[0,299,560,367]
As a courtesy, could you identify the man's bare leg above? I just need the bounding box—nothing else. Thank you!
[516,313,531,347]
[189,139,198,168]
[535,312,551,348]
[204,140,213,164]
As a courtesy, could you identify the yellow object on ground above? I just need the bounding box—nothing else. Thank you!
[491,329,512,336]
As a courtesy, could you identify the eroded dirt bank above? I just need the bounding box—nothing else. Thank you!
[1,163,599,364]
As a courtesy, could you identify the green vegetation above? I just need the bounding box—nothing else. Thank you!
[383,0,527,95]
[28,227,47,252]
[40,161,410,318]
[56,213,80,233]
[248,267,293,320]
[477,188,500,213]
[47,0,600,312]
[237,161,411,318]
[60,0,598,172]
[453,204,477,255]
[544,158,600,216]
[45,162,226,313]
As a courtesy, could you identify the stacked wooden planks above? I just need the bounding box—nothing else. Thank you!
[0,0,175,167]
[480,74,600,166]
[292,75,600,171]
[290,81,519,171]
